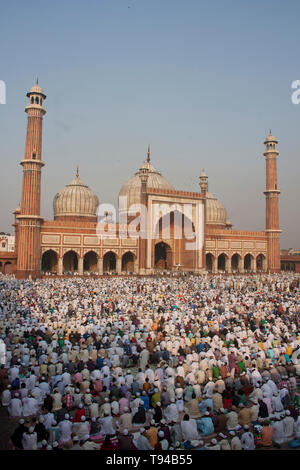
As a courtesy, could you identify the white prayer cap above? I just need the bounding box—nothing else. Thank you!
[29,426,35,433]
[205,411,209,416]
[150,419,155,425]
[65,414,70,420]
[81,416,86,422]
[229,431,235,436]
[156,402,161,406]
[39,416,44,423]
[285,410,291,416]
[244,425,249,430]
[79,403,83,408]
[41,440,47,446]
[73,436,79,441]
[140,428,146,433]
[158,431,164,438]
[123,429,129,435]
[123,407,129,412]
[19,419,25,424]
[211,438,217,444]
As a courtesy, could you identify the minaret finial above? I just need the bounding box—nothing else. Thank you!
[269,128,272,135]
[146,144,150,162]
[76,165,79,177]
[36,77,39,85]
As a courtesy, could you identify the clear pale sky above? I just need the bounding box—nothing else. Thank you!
[0,0,299,248]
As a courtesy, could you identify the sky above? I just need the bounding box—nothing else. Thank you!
[0,0,299,248]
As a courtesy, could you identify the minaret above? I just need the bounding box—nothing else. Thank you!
[138,163,149,274]
[16,81,46,279]
[263,131,281,273]
[199,170,208,272]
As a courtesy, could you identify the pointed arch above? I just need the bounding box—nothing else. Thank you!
[42,250,58,273]
[83,251,98,273]
[63,250,78,273]
[103,251,117,273]
[122,251,135,273]
[154,242,172,270]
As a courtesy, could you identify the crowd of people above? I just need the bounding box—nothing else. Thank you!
[0,272,299,451]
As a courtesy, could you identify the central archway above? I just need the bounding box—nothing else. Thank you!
[154,242,172,270]
[42,250,58,273]
[103,251,117,273]
[63,250,78,273]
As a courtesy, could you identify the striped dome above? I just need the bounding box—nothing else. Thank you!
[119,157,174,210]
[54,172,99,219]
[205,192,227,226]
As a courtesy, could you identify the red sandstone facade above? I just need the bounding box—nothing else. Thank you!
[0,84,284,279]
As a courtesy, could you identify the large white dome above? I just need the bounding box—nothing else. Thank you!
[53,170,99,220]
[119,155,174,210]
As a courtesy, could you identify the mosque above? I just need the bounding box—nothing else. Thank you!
[0,82,282,278]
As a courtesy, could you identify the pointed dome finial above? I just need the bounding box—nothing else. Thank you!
[36,77,39,85]
[146,144,151,162]
[76,165,79,177]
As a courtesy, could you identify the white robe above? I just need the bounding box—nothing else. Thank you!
[282,416,295,440]
[99,415,115,436]
[241,432,255,450]
[43,412,56,430]
[272,421,285,444]
[59,419,73,442]
[1,390,11,407]
[8,398,22,417]
[22,432,37,450]
[22,397,38,417]
[180,419,200,441]
[164,403,179,423]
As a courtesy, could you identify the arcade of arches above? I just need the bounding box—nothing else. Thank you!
[40,249,267,275]
[206,252,266,273]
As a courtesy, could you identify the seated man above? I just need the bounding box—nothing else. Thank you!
[196,411,215,436]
